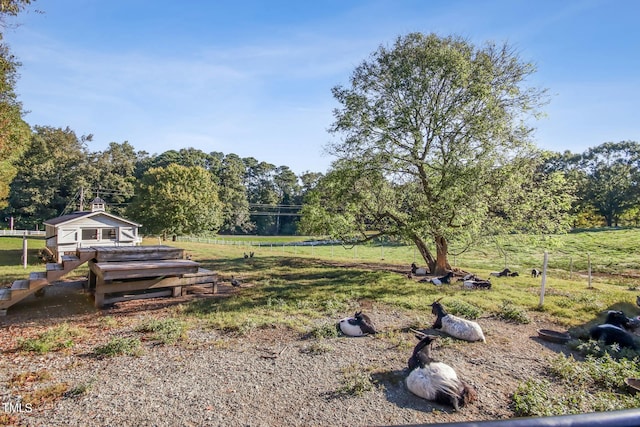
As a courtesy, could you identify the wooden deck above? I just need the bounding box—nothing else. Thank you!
[87,245,217,308]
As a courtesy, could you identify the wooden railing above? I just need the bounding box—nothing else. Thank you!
[0,230,45,237]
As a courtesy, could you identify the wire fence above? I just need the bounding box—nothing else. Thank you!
[173,235,640,281]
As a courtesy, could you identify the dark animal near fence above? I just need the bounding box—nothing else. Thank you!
[589,310,638,350]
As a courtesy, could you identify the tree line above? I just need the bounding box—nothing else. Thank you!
[1,126,323,236]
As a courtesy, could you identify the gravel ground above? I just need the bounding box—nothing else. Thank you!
[0,282,574,427]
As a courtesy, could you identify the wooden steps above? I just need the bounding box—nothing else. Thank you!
[2,245,218,314]
[0,249,97,315]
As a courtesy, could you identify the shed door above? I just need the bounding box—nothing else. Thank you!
[119,227,136,242]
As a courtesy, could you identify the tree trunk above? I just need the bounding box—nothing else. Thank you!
[411,234,436,273]
[434,235,451,275]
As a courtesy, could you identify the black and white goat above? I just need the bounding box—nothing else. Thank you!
[431,271,455,285]
[431,301,486,342]
[337,311,378,337]
[420,271,454,286]
[589,310,639,350]
[531,268,542,278]
[490,268,519,277]
[462,278,491,290]
[411,263,428,276]
[490,268,511,277]
[406,334,477,411]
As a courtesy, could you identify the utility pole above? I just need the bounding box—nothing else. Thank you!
[79,187,85,211]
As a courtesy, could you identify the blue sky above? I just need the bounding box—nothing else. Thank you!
[3,0,639,175]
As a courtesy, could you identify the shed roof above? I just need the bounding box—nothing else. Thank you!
[44,211,141,228]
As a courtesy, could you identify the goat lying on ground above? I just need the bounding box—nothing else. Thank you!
[337,311,378,337]
[420,271,455,285]
[431,300,486,342]
[589,310,639,350]
[406,334,477,411]
[411,263,428,276]
[462,279,492,290]
[490,268,518,277]
[490,268,510,277]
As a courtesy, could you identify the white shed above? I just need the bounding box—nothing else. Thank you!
[44,197,142,262]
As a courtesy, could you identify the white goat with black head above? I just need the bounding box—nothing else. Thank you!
[427,271,454,286]
[431,300,486,342]
[411,263,428,276]
[406,334,477,411]
[337,311,378,337]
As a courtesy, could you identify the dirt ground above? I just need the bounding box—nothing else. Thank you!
[0,272,582,426]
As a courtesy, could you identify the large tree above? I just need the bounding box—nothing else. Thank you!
[577,141,640,227]
[6,126,90,228]
[217,153,253,234]
[301,33,567,273]
[0,0,33,209]
[127,164,222,237]
[85,141,142,217]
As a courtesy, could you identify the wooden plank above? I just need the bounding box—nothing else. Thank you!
[95,272,217,293]
[90,259,199,281]
[92,245,184,262]
[100,289,173,306]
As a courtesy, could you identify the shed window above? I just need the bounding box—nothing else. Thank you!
[102,228,117,240]
[81,229,98,240]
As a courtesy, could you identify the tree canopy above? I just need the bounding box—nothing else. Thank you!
[301,32,570,273]
[126,164,223,237]
[0,0,32,209]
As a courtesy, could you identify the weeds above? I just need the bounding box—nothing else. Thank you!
[446,300,482,320]
[93,337,142,357]
[135,318,188,344]
[65,379,95,398]
[8,370,52,387]
[497,300,530,324]
[513,353,640,416]
[22,383,69,407]
[301,342,333,355]
[336,365,374,396]
[17,324,84,354]
[308,321,339,339]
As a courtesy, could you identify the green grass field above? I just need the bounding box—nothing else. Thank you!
[2,230,640,329]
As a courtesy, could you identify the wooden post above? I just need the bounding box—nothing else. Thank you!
[569,257,573,280]
[588,253,592,288]
[539,251,548,307]
[22,234,27,269]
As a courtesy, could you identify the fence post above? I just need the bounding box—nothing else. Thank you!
[569,257,573,280]
[22,233,27,269]
[588,253,592,288]
[539,251,548,307]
